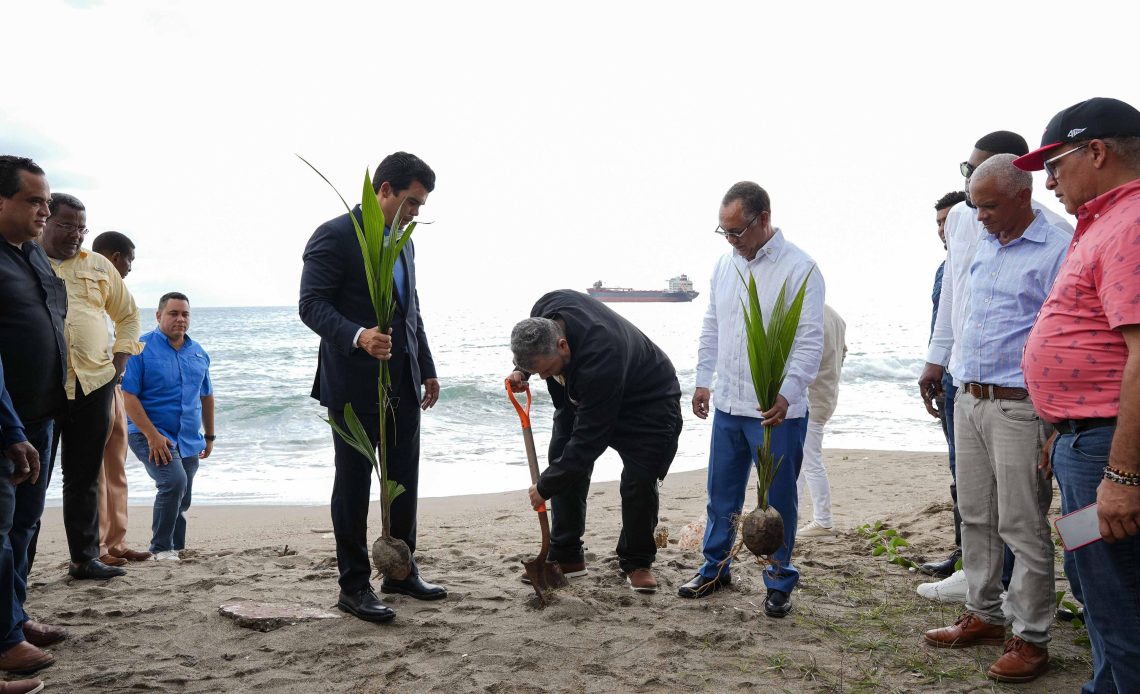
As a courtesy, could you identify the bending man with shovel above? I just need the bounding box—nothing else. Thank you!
[508,290,683,594]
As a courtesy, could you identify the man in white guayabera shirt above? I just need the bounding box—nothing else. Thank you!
[682,181,824,620]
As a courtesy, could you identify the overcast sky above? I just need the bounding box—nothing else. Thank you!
[3,0,1137,326]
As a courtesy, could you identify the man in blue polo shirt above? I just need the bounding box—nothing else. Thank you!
[121,292,215,562]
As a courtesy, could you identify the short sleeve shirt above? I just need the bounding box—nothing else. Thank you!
[122,327,213,457]
[1022,179,1140,422]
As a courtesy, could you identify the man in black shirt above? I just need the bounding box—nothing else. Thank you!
[0,155,69,675]
[508,290,683,593]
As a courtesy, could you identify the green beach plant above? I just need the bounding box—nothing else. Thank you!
[737,266,814,559]
[299,155,415,580]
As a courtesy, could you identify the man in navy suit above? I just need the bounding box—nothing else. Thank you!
[299,151,443,623]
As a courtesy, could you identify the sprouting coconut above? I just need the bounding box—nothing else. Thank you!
[372,535,412,580]
[741,507,783,556]
[301,157,417,583]
[741,457,784,560]
[734,266,813,561]
[740,429,786,558]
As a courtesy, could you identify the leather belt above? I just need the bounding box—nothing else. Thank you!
[1054,417,1117,435]
[961,382,1029,401]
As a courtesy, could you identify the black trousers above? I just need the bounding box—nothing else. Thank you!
[329,363,421,593]
[548,399,682,574]
[48,378,116,564]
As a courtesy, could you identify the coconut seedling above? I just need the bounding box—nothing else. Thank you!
[300,156,416,581]
[736,266,813,560]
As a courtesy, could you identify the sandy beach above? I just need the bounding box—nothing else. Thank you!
[22,449,1089,692]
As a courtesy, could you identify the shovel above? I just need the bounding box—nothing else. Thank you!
[505,379,569,603]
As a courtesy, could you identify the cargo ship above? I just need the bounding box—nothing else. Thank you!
[586,275,700,303]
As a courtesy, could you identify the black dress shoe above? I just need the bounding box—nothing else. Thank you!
[919,549,961,578]
[381,573,447,601]
[1056,606,1085,623]
[337,588,396,623]
[68,559,127,580]
[677,573,730,599]
[764,589,792,618]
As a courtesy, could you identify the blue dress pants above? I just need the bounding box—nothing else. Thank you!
[698,409,806,593]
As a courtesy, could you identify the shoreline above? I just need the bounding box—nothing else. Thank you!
[41,446,952,509]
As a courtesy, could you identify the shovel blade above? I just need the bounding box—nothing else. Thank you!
[522,557,569,603]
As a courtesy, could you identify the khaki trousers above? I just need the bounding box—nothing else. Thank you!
[97,385,131,556]
[955,392,1054,645]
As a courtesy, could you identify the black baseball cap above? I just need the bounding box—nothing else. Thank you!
[1013,97,1140,171]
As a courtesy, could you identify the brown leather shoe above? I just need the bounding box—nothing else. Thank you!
[988,636,1049,682]
[0,641,54,674]
[22,621,68,648]
[923,612,1005,648]
[0,677,45,693]
[110,548,153,562]
[626,568,658,593]
[99,553,128,567]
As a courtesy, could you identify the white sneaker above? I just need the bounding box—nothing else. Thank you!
[1001,590,1013,625]
[151,550,181,562]
[916,569,967,603]
[798,520,836,537]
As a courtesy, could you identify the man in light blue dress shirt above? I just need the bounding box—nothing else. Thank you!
[921,155,1070,684]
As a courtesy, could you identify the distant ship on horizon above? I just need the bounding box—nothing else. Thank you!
[586,275,700,303]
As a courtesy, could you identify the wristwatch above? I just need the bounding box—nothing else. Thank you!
[204,435,217,441]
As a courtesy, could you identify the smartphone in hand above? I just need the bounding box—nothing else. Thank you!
[1055,503,1101,551]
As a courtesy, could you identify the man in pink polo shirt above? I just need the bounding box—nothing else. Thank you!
[1015,96,1140,694]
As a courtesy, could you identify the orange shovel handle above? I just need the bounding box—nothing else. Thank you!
[505,380,546,512]
[505,378,532,429]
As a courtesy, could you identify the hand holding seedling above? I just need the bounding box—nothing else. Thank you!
[357,327,393,360]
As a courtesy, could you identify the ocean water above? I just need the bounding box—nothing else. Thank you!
[45,301,945,506]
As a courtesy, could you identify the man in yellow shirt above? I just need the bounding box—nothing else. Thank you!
[41,194,143,582]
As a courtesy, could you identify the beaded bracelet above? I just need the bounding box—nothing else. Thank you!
[1103,468,1140,487]
[1105,465,1140,480]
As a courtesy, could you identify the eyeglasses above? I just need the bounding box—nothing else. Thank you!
[51,222,88,235]
[1043,144,1090,180]
[714,213,759,239]
[960,161,976,178]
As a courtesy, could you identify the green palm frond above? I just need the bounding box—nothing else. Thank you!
[323,406,376,466]
[737,264,815,509]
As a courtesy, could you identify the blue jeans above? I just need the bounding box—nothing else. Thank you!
[699,410,806,593]
[127,433,199,553]
[0,450,19,651]
[940,374,961,547]
[1,419,53,650]
[1052,425,1140,694]
[12,421,52,623]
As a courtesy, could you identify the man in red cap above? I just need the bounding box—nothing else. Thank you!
[1014,96,1140,694]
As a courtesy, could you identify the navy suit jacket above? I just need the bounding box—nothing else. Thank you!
[299,206,436,414]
